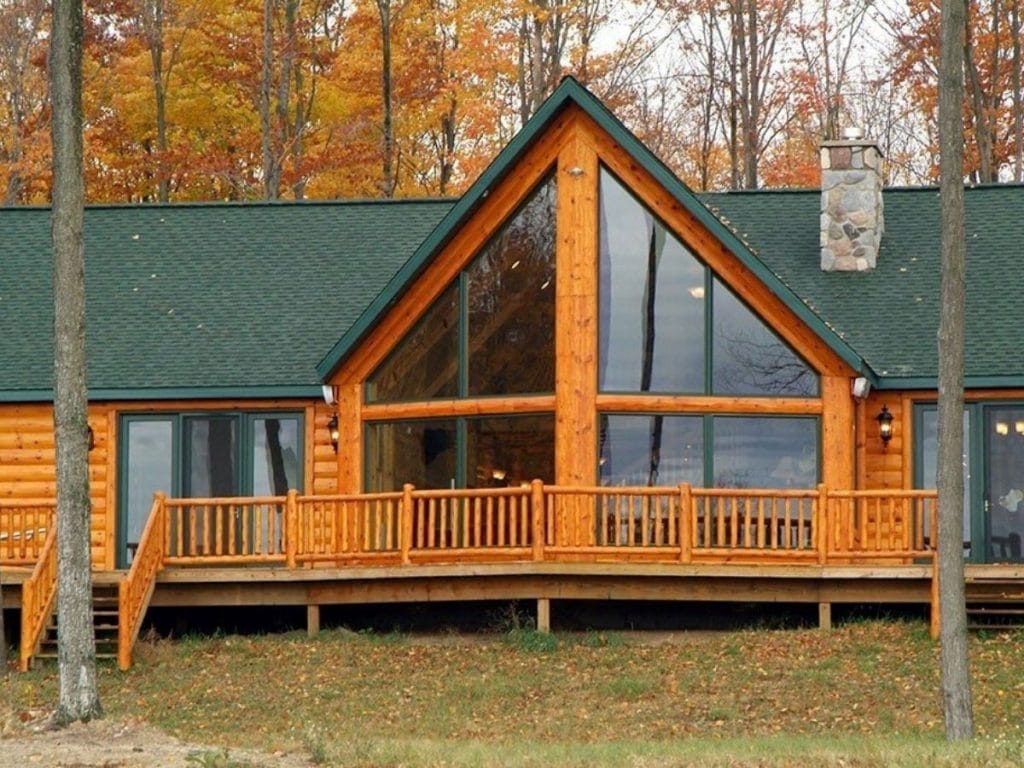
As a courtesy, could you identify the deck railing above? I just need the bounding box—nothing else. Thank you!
[162,496,290,565]
[826,490,937,560]
[118,493,167,670]
[11,485,936,670]
[19,525,57,671]
[0,501,55,565]
[144,483,937,568]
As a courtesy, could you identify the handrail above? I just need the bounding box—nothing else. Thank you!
[0,502,55,565]
[19,526,58,671]
[118,493,166,670]
[159,483,941,567]
[162,496,288,565]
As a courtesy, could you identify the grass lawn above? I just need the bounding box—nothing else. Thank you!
[5,620,1024,766]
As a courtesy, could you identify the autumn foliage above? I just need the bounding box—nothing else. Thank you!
[2,0,1023,202]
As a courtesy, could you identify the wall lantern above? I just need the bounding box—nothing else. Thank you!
[876,405,894,446]
[87,425,96,452]
[327,414,340,453]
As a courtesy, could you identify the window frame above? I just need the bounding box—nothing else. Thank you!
[365,173,558,405]
[598,411,821,489]
[116,409,304,568]
[597,165,819,399]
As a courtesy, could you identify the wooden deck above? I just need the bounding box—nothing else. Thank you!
[2,484,942,670]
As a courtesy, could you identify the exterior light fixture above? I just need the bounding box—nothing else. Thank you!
[1015,421,1024,435]
[876,405,894,446]
[327,414,340,453]
[87,425,96,452]
[996,421,1010,436]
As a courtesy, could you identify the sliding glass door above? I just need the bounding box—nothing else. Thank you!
[917,402,1024,564]
[984,407,1024,563]
[118,412,302,567]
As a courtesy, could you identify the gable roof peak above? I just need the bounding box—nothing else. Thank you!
[315,76,871,382]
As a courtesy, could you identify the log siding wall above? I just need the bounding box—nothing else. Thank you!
[0,398,328,568]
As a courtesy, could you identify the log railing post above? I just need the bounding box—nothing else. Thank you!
[531,479,545,562]
[401,484,414,565]
[817,484,829,565]
[929,501,940,639]
[679,483,692,563]
[285,489,298,569]
[154,491,167,569]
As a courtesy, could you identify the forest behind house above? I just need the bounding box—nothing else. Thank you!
[1,0,1021,204]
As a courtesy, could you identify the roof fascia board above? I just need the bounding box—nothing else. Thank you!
[0,386,323,404]
[874,375,1024,391]
[316,77,870,381]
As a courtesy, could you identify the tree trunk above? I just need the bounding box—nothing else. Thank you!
[276,0,298,195]
[377,0,396,197]
[937,0,973,741]
[50,0,102,725]
[1013,0,1022,181]
[260,0,278,200]
[143,0,169,202]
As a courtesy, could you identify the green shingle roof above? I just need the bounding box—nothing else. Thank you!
[700,185,1024,387]
[5,79,1024,401]
[0,200,452,400]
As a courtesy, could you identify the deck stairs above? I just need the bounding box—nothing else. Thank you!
[29,575,122,665]
[966,576,1024,630]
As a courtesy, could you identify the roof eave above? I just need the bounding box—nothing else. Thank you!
[0,385,324,404]
[874,375,1024,391]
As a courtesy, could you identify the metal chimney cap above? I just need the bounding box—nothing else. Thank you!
[841,126,865,141]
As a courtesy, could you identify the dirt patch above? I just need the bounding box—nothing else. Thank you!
[0,712,313,768]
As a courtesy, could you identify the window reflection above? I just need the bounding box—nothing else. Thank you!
[366,283,459,403]
[599,168,705,393]
[712,417,817,489]
[599,415,704,487]
[184,416,238,496]
[920,408,971,556]
[597,167,818,397]
[124,420,173,565]
[985,408,1024,562]
[712,280,817,396]
[466,416,554,487]
[366,420,458,492]
[468,178,556,395]
[252,417,301,496]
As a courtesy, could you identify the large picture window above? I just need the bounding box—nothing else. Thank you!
[118,411,303,567]
[598,167,817,397]
[366,175,556,403]
[366,415,554,492]
[599,414,817,489]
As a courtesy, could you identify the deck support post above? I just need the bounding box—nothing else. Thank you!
[307,604,320,638]
[818,602,832,631]
[536,598,551,633]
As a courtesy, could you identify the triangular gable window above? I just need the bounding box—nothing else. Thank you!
[598,167,817,397]
[367,175,556,403]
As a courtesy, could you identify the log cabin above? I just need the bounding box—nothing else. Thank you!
[2,78,1021,670]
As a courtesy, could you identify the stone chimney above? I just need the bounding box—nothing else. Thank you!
[820,129,884,271]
